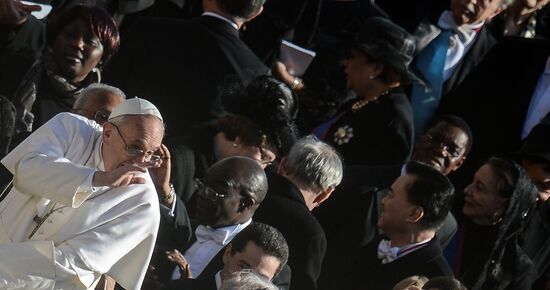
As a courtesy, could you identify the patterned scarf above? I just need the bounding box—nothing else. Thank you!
[11,50,100,133]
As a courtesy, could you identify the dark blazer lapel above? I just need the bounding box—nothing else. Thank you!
[196,245,227,279]
[443,26,497,95]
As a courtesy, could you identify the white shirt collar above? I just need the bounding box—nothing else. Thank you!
[195,218,253,245]
[202,12,239,30]
[215,271,222,290]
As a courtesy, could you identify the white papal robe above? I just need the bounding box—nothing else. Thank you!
[0,112,160,290]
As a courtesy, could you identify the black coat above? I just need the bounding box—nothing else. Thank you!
[254,172,327,290]
[440,37,550,165]
[438,37,550,190]
[340,235,453,290]
[317,165,457,290]
[104,15,270,136]
[319,89,413,166]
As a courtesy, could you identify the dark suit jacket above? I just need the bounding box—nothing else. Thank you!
[413,20,499,96]
[340,235,453,290]
[316,165,457,290]
[321,88,413,166]
[104,15,270,136]
[439,37,550,189]
[153,219,291,289]
[254,172,326,290]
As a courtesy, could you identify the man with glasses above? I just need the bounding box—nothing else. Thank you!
[0,97,165,290]
[317,114,472,288]
[71,83,126,126]
[150,156,292,288]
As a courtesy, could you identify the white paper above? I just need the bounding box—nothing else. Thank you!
[279,40,316,77]
[21,1,53,20]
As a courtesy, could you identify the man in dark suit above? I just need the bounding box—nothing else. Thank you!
[409,0,512,133]
[103,0,270,136]
[164,222,289,290]
[148,157,271,285]
[317,114,472,289]
[338,161,455,290]
[439,37,550,188]
[254,136,343,290]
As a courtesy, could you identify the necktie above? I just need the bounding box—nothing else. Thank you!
[377,239,400,264]
[410,30,452,136]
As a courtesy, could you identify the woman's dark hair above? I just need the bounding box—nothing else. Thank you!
[470,157,538,290]
[47,5,120,63]
[220,76,299,156]
[486,157,518,199]
[212,114,264,148]
[361,52,404,85]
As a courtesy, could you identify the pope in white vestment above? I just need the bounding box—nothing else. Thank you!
[0,103,162,290]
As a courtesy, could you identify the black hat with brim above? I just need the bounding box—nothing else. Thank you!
[351,17,429,89]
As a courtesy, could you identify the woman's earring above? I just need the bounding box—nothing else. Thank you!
[491,211,503,225]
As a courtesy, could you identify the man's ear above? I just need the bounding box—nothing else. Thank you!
[222,243,233,265]
[488,6,505,20]
[407,206,424,223]
[278,157,287,175]
[238,196,255,212]
[313,186,335,208]
[452,156,466,172]
[247,5,263,22]
[102,123,114,144]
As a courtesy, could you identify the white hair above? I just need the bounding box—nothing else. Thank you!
[283,136,343,192]
[220,269,278,290]
[73,83,126,110]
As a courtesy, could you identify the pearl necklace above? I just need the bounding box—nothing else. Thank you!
[351,90,389,113]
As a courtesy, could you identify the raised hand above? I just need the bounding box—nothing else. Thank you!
[0,0,42,25]
[149,144,172,195]
[166,249,193,279]
[92,163,153,187]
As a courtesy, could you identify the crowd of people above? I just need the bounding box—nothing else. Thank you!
[0,0,550,289]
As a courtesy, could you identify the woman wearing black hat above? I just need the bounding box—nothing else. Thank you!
[313,17,425,166]
[149,76,299,219]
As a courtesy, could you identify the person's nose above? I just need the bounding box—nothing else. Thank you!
[464,183,473,196]
[70,36,85,51]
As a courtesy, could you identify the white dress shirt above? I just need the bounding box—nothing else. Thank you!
[522,56,550,138]
[438,11,484,81]
[172,219,252,279]
[377,238,432,264]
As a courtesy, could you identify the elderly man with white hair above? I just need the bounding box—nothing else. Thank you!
[71,83,126,125]
[0,97,165,290]
[254,136,343,290]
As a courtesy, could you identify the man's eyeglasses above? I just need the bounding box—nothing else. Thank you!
[196,179,232,200]
[73,108,111,124]
[111,123,161,161]
[421,134,463,158]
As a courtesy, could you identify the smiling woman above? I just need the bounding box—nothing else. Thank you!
[10,5,119,136]
[458,157,538,290]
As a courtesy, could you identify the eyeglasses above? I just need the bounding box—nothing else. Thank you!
[73,108,111,124]
[421,134,463,158]
[111,123,161,161]
[196,179,232,200]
